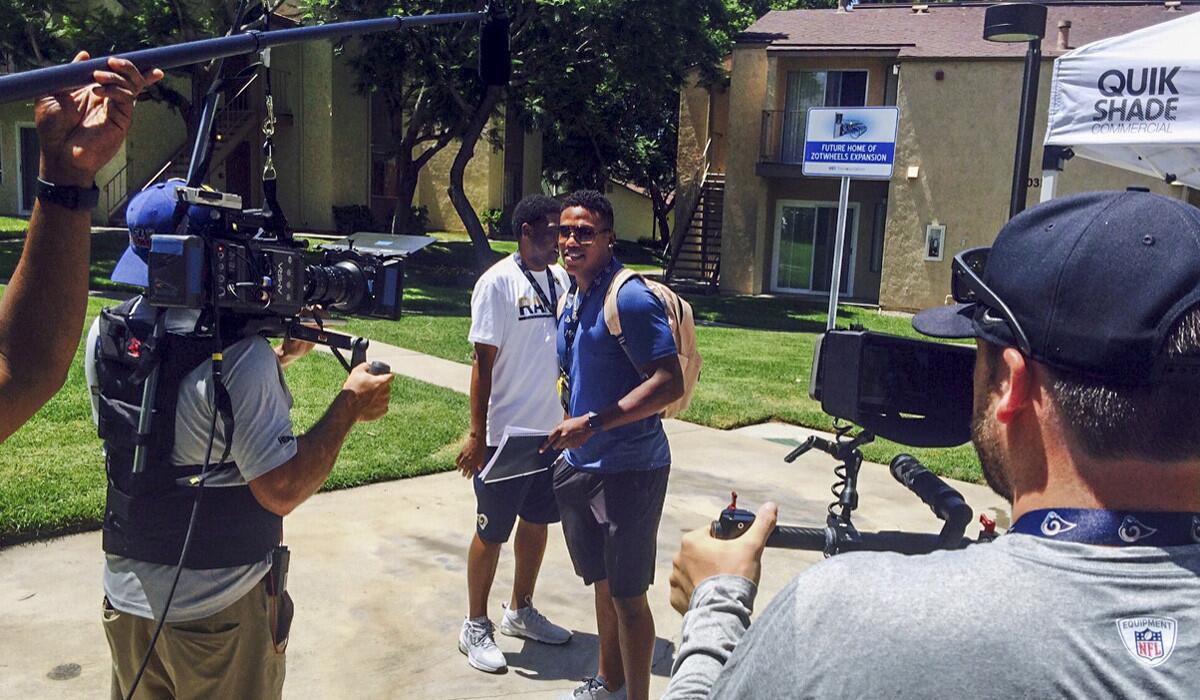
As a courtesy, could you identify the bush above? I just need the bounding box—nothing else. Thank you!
[410,205,431,234]
[332,205,381,234]
[480,208,503,238]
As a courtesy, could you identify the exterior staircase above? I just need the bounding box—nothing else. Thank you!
[665,173,724,291]
[107,77,262,225]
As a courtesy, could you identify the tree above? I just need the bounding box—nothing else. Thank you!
[539,0,835,247]
[2,0,291,141]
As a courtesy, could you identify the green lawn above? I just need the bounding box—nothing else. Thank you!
[0,290,469,546]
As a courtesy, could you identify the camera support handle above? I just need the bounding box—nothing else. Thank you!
[783,429,874,555]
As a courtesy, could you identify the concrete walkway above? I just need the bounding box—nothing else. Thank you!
[0,339,1010,699]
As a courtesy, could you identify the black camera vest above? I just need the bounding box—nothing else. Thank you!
[96,298,282,569]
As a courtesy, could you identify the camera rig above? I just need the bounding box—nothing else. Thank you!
[712,326,998,557]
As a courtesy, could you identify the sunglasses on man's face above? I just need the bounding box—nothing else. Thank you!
[558,225,609,245]
[951,247,1033,356]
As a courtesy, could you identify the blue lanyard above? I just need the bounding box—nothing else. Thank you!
[560,258,618,374]
[1010,508,1200,547]
[513,253,558,325]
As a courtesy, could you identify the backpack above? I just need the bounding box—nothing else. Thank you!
[604,269,702,419]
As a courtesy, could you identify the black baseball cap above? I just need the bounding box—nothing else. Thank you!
[913,190,1200,385]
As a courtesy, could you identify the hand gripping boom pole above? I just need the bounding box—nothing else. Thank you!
[0,11,482,104]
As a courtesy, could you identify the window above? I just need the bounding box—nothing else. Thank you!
[781,70,869,162]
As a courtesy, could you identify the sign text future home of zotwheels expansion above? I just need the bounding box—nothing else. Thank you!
[802,107,899,180]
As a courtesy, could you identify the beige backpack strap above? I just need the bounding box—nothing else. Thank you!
[603,268,641,338]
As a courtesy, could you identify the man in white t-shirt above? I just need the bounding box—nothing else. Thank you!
[455,195,573,672]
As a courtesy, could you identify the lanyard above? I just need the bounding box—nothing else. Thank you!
[1010,508,1200,547]
[560,257,618,375]
[514,253,558,325]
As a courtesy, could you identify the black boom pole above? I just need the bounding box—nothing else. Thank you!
[0,11,482,105]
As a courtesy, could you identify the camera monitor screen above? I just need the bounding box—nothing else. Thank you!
[810,330,975,447]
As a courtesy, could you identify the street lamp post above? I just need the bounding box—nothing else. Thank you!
[984,3,1048,219]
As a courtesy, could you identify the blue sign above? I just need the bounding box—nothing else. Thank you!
[802,107,900,179]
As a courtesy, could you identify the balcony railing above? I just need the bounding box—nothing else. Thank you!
[759,109,809,164]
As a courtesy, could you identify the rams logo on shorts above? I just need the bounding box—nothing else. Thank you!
[477,513,489,531]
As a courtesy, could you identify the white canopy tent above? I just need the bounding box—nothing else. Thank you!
[1042,11,1200,200]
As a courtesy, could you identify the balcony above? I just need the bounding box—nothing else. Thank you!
[757,109,809,178]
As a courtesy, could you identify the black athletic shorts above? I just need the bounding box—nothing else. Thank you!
[472,447,560,544]
[552,458,670,599]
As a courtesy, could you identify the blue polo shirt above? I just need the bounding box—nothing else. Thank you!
[558,260,676,472]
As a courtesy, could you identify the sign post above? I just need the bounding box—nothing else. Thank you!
[802,107,899,329]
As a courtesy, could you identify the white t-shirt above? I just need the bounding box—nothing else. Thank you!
[468,254,570,446]
[85,304,297,621]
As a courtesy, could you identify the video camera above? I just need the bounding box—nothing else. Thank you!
[144,185,404,322]
[809,328,975,448]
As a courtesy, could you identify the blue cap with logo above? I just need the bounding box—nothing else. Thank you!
[913,190,1200,385]
[111,179,222,287]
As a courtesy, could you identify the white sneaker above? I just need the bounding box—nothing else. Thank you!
[459,617,507,673]
[559,676,625,700]
[500,602,572,644]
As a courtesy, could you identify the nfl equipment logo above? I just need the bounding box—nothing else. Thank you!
[1135,629,1164,661]
[1117,617,1178,667]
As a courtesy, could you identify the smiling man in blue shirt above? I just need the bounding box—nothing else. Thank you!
[543,189,684,700]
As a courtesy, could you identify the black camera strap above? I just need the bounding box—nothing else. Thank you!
[514,253,557,324]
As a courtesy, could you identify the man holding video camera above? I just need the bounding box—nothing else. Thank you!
[86,183,393,699]
[0,52,161,442]
[545,189,683,700]
[666,190,1200,697]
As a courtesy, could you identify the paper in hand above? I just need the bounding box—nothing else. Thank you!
[478,426,560,483]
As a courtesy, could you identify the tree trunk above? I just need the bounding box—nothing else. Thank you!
[448,85,504,273]
[389,153,421,234]
[500,95,525,237]
[649,184,672,249]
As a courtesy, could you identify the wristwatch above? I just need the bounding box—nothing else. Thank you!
[586,411,604,432]
[36,178,100,211]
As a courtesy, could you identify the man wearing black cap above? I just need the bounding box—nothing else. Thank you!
[0,52,161,442]
[664,191,1200,698]
[85,180,394,698]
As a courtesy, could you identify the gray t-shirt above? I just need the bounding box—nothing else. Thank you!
[86,312,297,621]
[666,535,1200,698]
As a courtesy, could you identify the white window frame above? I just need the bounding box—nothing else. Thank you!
[16,122,36,216]
[771,197,861,295]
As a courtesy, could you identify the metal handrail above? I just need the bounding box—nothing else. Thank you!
[138,72,262,194]
[101,162,128,219]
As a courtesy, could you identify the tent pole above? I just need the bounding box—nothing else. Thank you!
[1039,145,1072,203]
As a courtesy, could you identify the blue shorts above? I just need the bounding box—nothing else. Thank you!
[473,447,560,544]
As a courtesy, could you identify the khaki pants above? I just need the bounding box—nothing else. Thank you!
[103,581,285,700]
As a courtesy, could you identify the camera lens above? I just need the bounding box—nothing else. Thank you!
[305,260,367,313]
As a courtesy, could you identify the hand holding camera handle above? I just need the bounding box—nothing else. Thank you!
[367,361,390,375]
[710,495,825,550]
[350,337,369,368]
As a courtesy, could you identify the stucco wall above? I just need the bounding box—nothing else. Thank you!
[675,71,711,236]
[719,45,770,295]
[878,58,1177,312]
[605,183,655,242]
[125,75,189,193]
[416,121,501,232]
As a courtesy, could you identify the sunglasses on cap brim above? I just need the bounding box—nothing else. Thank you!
[951,247,1034,356]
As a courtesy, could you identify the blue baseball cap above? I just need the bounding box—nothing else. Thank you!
[112,179,221,286]
[913,190,1200,385]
